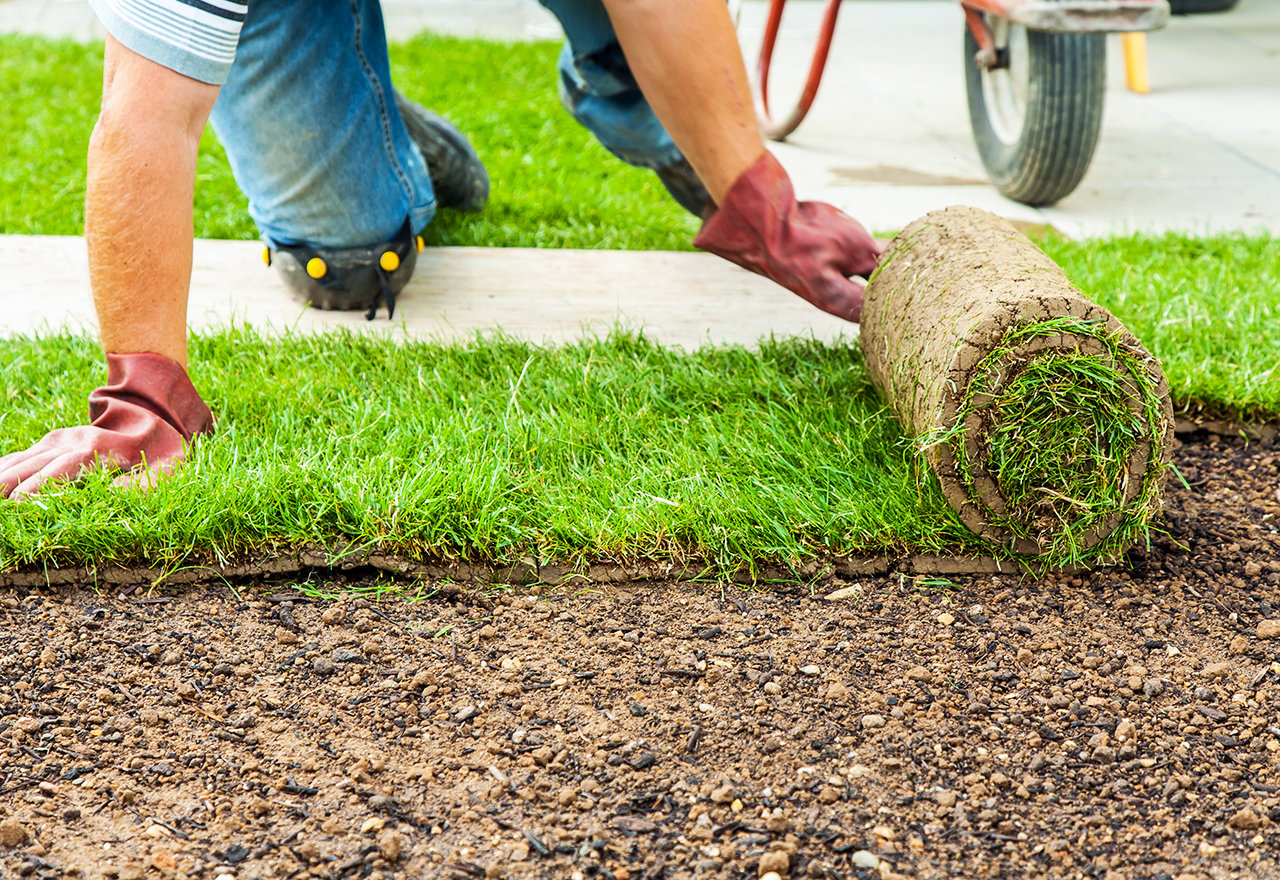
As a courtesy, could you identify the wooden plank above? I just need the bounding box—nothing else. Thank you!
[0,235,858,349]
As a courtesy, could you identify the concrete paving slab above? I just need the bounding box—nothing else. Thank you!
[0,0,104,40]
[0,235,857,349]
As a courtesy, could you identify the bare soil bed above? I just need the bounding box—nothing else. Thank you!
[1,433,1278,880]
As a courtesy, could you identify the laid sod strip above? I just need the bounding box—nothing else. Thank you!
[0,330,989,573]
[861,207,1175,566]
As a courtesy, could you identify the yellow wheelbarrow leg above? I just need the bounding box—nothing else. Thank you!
[1122,32,1151,93]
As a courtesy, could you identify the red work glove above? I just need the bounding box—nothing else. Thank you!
[694,151,881,322]
[0,353,213,499]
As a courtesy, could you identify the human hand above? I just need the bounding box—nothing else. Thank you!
[693,151,881,322]
[0,353,213,499]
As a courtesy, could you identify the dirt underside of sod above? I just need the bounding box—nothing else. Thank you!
[0,434,1278,880]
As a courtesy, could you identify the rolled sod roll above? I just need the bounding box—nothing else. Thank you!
[860,206,1175,563]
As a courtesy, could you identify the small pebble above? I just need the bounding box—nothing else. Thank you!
[368,794,398,812]
[320,606,345,625]
[906,665,933,683]
[798,664,820,676]
[0,819,28,847]
[1202,662,1230,680]
[758,851,790,876]
[937,612,956,626]
[852,850,881,869]
[1257,619,1280,640]
[1228,807,1261,831]
[710,784,735,804]
[861,714,887,730]
[378,829,404,862]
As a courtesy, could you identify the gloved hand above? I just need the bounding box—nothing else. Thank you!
[694,151,881,322]
[0,353,213,499]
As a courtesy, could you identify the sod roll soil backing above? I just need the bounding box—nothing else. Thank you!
[860,206,1175,565]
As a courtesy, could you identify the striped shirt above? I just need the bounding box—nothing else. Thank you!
[90,0,248,84]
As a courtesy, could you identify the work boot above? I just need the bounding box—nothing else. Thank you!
[655,156,711,217]
[393,90,489,213]
[266,218,419,320]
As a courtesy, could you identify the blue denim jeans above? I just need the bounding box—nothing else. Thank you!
[540,0,684,171]
[209,0,435,249]
[209,0,683,250]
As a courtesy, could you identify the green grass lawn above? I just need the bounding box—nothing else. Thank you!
[1050,233,1280,422]
[1,34,1277,573]
[0,33,698,249]
[0,331,976,572]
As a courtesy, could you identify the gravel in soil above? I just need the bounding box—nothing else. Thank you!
[1,434,1278,880]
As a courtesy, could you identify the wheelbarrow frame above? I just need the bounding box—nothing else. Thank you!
[754,0,1170,141]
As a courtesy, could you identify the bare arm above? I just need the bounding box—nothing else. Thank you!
[0,38,219,497]
[600,0,880,324]
[598,0,764,204]
[87,35,220,367]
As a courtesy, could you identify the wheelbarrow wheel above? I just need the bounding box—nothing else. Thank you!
[964,17,1105,206]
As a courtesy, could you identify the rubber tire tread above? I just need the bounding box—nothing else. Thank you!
[1169,0,1239,14]
[965,24,1106,206]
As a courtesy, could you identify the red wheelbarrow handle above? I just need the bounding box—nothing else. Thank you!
[757,0,843,141]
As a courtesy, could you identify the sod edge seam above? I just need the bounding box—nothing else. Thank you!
[0,546,1089,592]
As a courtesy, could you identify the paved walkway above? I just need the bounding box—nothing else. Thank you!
[2,0,1277,345]
[0,236,854,348]
[738,0,1280,238]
